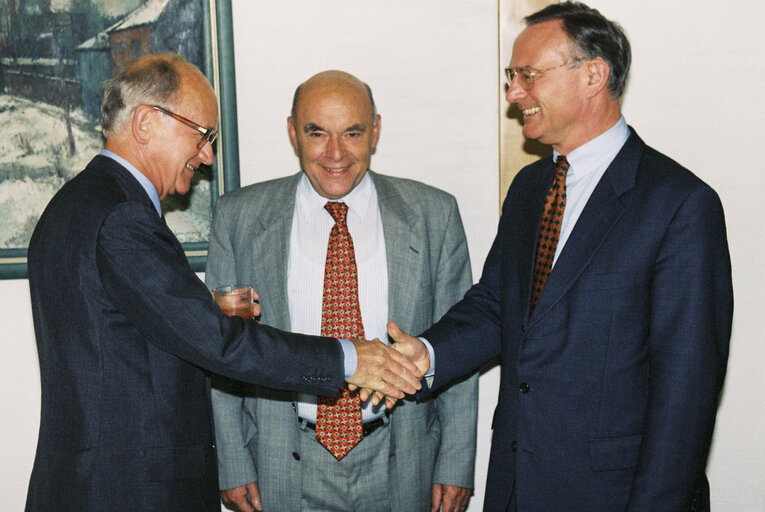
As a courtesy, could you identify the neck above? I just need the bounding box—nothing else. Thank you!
[104,136,164,198]
[555,99,622,156]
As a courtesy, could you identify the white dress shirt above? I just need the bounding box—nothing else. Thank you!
[289,172,389,422]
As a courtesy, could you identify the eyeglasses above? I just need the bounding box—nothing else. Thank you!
[505,58,584,91]
[151,105,218,149]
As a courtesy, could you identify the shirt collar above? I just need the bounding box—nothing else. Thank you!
[297,171,374,220]
[100,149,163,217]
[553,116,630,180]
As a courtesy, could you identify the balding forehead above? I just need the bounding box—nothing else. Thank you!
[293,73,376,120]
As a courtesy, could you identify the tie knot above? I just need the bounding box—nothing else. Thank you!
[555,155,570,179]
[325,201,349,224]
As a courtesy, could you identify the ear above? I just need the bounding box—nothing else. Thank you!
[131,105,154,145]
[371,114,381,149]
[584,58,611,98]
[287,116,299,151]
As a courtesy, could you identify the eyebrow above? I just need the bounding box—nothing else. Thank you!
[303,123,367,134]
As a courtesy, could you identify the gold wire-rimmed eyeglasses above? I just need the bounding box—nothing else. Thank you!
[150,105,218,149]
[505,58,584,91]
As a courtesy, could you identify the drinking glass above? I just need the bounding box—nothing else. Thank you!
[212,285,256,319]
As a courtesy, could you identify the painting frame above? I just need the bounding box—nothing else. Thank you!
[0,0,240,279]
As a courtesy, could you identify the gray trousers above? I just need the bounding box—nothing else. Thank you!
[298,417,392,512]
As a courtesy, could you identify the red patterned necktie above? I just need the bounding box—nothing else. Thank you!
[315,202,364,460]
[530,155,569,313]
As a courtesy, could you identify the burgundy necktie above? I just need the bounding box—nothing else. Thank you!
[315,202,364,460]
[530,155,569,313]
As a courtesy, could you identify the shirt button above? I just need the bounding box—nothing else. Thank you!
[292,452,301,461]
[511,440,518,452]
[519,383,530,393]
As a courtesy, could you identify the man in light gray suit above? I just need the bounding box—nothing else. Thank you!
[206,70,478,512]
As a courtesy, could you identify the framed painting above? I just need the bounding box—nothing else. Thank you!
[0,0,240,278]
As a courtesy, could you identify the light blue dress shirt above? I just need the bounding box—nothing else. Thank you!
[423,117,630,376]
[100,149,162,218]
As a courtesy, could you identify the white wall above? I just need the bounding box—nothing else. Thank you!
[2,1,763,510]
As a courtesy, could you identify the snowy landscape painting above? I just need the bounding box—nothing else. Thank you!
[0,0,230,277]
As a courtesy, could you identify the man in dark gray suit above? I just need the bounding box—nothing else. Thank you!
[208,70,478,512]
[25,54,420,512]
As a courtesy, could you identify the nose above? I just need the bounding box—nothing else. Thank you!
[197,140,215,166]
[326,134,345,161]
[506,76,526,104]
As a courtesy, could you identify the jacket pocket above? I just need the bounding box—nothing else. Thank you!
[589,434,642,472]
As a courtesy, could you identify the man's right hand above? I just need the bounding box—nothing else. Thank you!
[221,481,262,512]
[347,338,422,406]
[387,321,431,376]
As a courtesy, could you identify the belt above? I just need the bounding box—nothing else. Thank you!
[300,416,387,437]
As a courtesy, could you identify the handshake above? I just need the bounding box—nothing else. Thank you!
[346,321,431,407]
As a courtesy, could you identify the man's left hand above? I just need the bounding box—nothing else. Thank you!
[431,483,472,512]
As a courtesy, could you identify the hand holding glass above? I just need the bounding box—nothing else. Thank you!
[212,285,258,319]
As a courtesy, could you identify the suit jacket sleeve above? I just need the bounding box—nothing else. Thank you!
[430,195,479,489]
[421,187,514,392]
[205,199,260,489]
[626,184,732,511]
[95,201,345,396]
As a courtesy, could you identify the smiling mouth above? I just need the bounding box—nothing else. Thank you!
[522,107,541,116]
[323,166,348,173]
[185,163,196,174]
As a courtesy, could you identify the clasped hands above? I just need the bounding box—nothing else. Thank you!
[347,321,431,407]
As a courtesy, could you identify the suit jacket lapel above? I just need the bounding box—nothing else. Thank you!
[518,160,557,324]
[370,171,422,328]
[528,130,643,325]
[253,173,300,331]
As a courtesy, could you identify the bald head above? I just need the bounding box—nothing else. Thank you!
[291,70,377,123]
[287,70,381,200]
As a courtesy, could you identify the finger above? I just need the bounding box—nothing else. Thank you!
[431,483,443,512]
[381,368,416,396]
[245,482,262,511]
[387,320,406,342]
[385,363,422,394]
[391,348,422,378]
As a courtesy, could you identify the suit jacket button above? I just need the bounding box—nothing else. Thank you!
[519,382,530,393]
[511,440,518,452]
[292,452,301,461]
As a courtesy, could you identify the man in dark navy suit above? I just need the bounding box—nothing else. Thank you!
[389,3,733,511]
[25,53,420,512]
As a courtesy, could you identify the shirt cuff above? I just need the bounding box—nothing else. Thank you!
[338,338,357,380]
[419,336,435,388]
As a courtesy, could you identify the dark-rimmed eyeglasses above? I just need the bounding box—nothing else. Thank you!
[151,105,218,149]
[505,58,584,91]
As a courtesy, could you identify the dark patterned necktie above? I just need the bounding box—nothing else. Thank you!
[315,202,364,460]
[530,155,569,313]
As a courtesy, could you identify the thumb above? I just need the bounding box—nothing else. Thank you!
[387,321,403,341]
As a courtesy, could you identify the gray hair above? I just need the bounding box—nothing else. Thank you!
[100,53,188,137]
[525,2,631,99]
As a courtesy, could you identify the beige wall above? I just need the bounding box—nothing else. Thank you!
[1,1,763,510]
